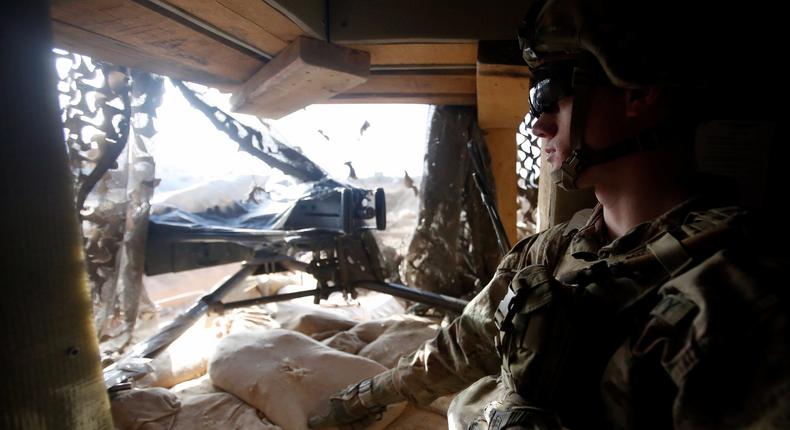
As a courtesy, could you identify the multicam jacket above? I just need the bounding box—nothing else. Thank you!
[370,197,789,429]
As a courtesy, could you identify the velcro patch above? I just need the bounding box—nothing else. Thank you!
[650,295,697,326]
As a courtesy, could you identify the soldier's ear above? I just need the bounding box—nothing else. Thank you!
[624,87,663,118]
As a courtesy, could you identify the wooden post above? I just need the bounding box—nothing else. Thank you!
[476,41,531,243]
[482,129,519,243]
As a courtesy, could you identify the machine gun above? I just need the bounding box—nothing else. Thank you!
[104,81,468,389]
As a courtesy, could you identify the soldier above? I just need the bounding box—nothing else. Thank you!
[309,0,786,428]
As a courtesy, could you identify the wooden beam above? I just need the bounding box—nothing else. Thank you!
[50,0,263,86]
[476,41,531,129]
[329,70,476,104]
[484,128,518,244]
[52,20,241,89]
[159,0,307,56]
[264,0,325,39]
[342,43,477,67]
[223,0,307,41]
[476,41,528,241]
[476,63,531,129]
[327,94,476,105]
[328,0,530,43]
[231,37,370,119]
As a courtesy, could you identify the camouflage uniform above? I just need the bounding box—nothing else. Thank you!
[364,197,789,429]
[308,1,786,426]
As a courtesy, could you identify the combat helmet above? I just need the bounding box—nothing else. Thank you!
[518,0,725,189]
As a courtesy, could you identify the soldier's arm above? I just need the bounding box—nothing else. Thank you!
[370,256,520,405]
[376,223,574,406]
[307,223,581,429]
[308,234,546,428]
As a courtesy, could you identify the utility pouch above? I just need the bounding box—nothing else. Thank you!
[494,265,583,404]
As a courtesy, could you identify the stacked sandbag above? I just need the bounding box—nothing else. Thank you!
[110,387,280,430]
[120,298,449,429]
[135,317,223,389]
[274,304,358,340]
[321,315,441,368]
[208,329,407,430]
[137,309,279,389]
[170,374,218,396]
[321,318,391,354]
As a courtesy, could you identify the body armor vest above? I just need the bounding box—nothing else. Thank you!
[487,207,743,429]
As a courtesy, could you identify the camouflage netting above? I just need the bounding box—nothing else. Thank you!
[401,108,540,300]
[400,106,500,300]
[516,114,540,239]
[56,50,164,356]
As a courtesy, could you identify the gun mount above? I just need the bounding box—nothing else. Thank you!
[104,80,468,390]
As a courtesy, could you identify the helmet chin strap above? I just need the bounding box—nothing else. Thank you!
[550,69,695,190]
[551,68,594,190]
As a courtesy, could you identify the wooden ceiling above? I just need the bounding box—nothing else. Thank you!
[50,1,530,110]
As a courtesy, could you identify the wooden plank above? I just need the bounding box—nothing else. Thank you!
[50,0,263,85]
[329,0,529,43]
[476,41,526,239]
[342,43,477,67]
[484,128,519,243]
[340,71,475,94]
[159,0,305,56]
[264,0,325,39]
[326,93,476,105]
[52,20,240,89]
[476,62,531,129]
[231,37,370,119]
[329,70,476,104]
[221,0,307,42]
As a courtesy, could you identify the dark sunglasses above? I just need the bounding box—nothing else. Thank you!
[529,75,573,118]
[529,61,607,118]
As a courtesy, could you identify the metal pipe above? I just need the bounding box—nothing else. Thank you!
[219,288,320,310]
[104,262,256,388]
[353,281,468,313]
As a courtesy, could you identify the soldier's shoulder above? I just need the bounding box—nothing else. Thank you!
[677,205,746,237]
[498,222,574,271]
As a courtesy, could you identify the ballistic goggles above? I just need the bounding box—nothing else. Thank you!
[528,64,575,118]
[528,62,606,118]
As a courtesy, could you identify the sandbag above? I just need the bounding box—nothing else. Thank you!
[139,349,210,390]
[171,374,219,396]
[265,291,407,326]
[347,319,392,343]
[359,316,440,368]
[138,309,278,389]
[173,392,280,430]
[209,329,405,430]
[111,387,280,430]
[321,317,402,354]
[270,302,358,337]
[322,330,368,354]
[111,388,180,430]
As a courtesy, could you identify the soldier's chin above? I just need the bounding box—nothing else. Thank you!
[548,154,573,174]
